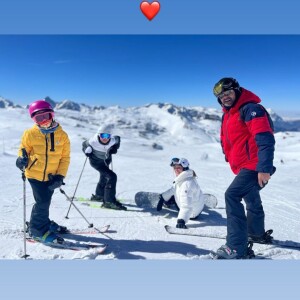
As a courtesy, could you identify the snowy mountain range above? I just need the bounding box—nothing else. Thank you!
[1,96,300,135]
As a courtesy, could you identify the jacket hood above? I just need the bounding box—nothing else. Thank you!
[222,88,261,113]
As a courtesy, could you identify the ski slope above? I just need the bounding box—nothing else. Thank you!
[0,107,300,260]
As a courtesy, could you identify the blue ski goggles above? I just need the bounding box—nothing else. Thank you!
[99,133,111,139]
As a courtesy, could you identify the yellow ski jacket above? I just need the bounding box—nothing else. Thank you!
[18,124,70,181]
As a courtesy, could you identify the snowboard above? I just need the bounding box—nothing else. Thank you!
[164,225,300,250]
[134,192,218,210]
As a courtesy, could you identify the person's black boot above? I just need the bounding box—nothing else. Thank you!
[90,194,104,202]
[248,229,273,244]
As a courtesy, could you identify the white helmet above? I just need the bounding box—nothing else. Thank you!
[170,157,190,170]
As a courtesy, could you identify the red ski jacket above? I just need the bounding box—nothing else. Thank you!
[220,88,275,175]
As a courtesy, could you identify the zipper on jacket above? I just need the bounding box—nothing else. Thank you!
[28,158,38,170]
[42,135,49,181]
[50,132,55,152]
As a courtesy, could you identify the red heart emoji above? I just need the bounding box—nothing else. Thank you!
[140,1,160,21]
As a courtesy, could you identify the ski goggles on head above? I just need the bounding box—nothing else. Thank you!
[170,157,189,168]
[170,157,180,166]
[213,78,235,97]
[32,111,54,124]
[99,133,111,139]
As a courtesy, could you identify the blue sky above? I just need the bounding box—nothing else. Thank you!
[0,35,300,116]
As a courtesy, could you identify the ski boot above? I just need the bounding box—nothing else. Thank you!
[90,194,104,202]
[244,241,255,259]
[102,200,127,211]
[210,244,238,259]
[248,229,273,244]
[49,220,69,234]
[33,230,64,244]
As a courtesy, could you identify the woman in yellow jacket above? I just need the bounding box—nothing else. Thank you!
[16,100,70,244]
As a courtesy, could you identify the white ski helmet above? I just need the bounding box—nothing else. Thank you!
[170,157,190,170]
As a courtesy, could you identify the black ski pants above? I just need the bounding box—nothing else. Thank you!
[89,160,117,203]
[28,179,54,237]
[225,168,266,256]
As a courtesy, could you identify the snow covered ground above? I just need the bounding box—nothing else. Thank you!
[0,107,300,260]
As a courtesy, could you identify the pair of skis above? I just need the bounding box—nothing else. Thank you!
[26,224,110,252]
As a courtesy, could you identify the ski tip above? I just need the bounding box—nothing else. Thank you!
[164,225,173,231]
[96,244,108,254]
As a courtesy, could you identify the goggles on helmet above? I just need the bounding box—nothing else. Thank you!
[99,133,111,139]
[213,78,236,97]
[170,157,180,166]
[32,111,54,125]
[170,157,189,169]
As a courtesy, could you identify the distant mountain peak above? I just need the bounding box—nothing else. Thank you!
[56,100,81,111]
[0,96,14,108]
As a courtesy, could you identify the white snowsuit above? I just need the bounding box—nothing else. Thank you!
[162,169,204,223]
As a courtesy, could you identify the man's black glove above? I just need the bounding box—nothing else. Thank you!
[48,174,65,191]
[16,149,28,170]
[156,194,164,211]
[176,219,187,229]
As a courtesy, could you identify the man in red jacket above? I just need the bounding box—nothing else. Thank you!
[212,77,276,259]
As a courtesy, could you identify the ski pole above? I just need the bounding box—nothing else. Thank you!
[65,157,88,218]
[60,188,112,239]
[60,188,93,228]
[21,149,30,259]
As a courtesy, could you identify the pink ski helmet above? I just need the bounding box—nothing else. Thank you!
[28,100,54,118]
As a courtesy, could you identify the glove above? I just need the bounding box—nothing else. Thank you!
[114,136,121,147]
[16,149,28,170]
[84,146,93,157]
[109,146,118,155]
[48,174,64,191]
[16,156,28,170]
[176,219,187,229]
[109,136,121,154]
[156,194,164,211]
